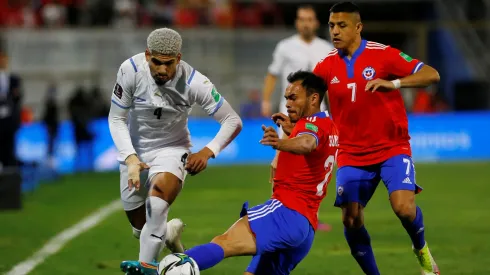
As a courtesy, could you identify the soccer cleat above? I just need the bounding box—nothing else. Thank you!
[413,242,440,275]
[120,260,158,275]
[165,218,186,253]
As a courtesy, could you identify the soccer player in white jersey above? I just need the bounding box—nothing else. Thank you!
[108,28,243,275]
[261,4,334,232]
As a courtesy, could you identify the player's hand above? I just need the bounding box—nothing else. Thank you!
[260,125,280,149]
[261,100,272,117]
[126,155,150,192]
[271,113,294,136]
[365,79,396,93]
[185,147,214,176]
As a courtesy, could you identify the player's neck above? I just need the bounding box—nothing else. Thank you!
[305,108,321,117]
[299,35,315,44]
[344,38,363,58]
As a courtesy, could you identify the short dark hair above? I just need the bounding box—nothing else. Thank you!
[287,70,326,103]
[330,1,361,15]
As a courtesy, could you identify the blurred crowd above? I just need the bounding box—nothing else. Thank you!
[0,0,283,29]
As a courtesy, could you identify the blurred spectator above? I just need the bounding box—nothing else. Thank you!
[0,47,23,169]
[40,0,67,27]
[42,82,59,169]
[240,89,261,118]
[112,0,138,28]
[88,0,113,26]
[211,0,234,28]
[68,86,94,171]
[148,0,175,26]
[89,85,109,118]
[0,0,37,28]
[412,88,450,113]
[236,0,281,27]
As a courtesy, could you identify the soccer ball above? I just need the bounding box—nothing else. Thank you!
[157,253,200,275]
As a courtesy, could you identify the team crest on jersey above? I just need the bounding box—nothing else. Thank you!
[113,83,123,99]
[362,67,376,80]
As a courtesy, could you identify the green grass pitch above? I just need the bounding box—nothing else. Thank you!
[1,162,490,274]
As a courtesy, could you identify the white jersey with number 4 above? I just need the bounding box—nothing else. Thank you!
[110,53,223,162]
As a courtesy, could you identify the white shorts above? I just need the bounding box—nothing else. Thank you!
[119,147,191,211]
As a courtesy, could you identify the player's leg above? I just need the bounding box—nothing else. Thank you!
[186,199,312,273]
[244,223,315,275]
[120,163,150,240]
[335,165,381,275]
[380,155,439,274]
[185,214,256,271]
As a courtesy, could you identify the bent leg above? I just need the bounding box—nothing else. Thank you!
[186,215,256,270]
[139,172,182,262]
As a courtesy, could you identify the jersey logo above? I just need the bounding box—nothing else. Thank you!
[329,135,339,147]
[305,123,318,133]
[211,87,221,103]
[330,76,340,84]
[362,67,376,80]
[113,83,123,99]
[400,52,413,62]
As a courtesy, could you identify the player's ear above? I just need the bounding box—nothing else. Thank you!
[176,53,182,63]
[145,49,151,62]
[356,22,363,34]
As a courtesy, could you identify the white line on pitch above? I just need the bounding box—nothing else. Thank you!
[6,199,120,275]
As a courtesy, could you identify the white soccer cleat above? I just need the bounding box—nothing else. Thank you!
[165,218,186,253]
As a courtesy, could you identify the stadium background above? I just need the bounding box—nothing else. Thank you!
[1,0,490,274]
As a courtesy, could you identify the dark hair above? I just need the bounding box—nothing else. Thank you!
[287,70,326,103]
[298,4,316,12]
[330,1,361,15]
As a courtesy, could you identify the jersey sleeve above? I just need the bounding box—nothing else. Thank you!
[267,42,286,76]
[384,46,424,77]
[294,119,327,148]
[313,58,329,89]
[189,69,225,116]
[111,59,137,109]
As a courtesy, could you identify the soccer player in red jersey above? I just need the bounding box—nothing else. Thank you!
[181,71,339,275]
[313,2,440,275]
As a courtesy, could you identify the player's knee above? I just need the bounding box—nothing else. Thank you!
[150,173,182,204]
[391,200,416,221]
[342,204,364,229]
[211,233,254,258]
[342,215,363,229]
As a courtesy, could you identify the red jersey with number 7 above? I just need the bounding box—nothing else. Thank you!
[313,40,424,168]
[272,111,339,230]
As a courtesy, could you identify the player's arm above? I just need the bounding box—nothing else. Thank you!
[108,60,137,162]
[187,70,243,174]
[277,134,317,155]
[261,121,321,155]
[262,42,285,116]
[108,60,148,189]
[366,47,440,92]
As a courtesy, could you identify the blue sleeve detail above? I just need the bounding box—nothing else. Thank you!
[297,132,319,146]
[209,97,224,116]
[111,99,130,109]
[129,58,137,72]
[412,62,424,74]
[187,69,196,85]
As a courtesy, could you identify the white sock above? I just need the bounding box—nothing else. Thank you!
[139,196,169,262]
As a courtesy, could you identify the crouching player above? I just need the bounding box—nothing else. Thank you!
[182,70,339,274]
